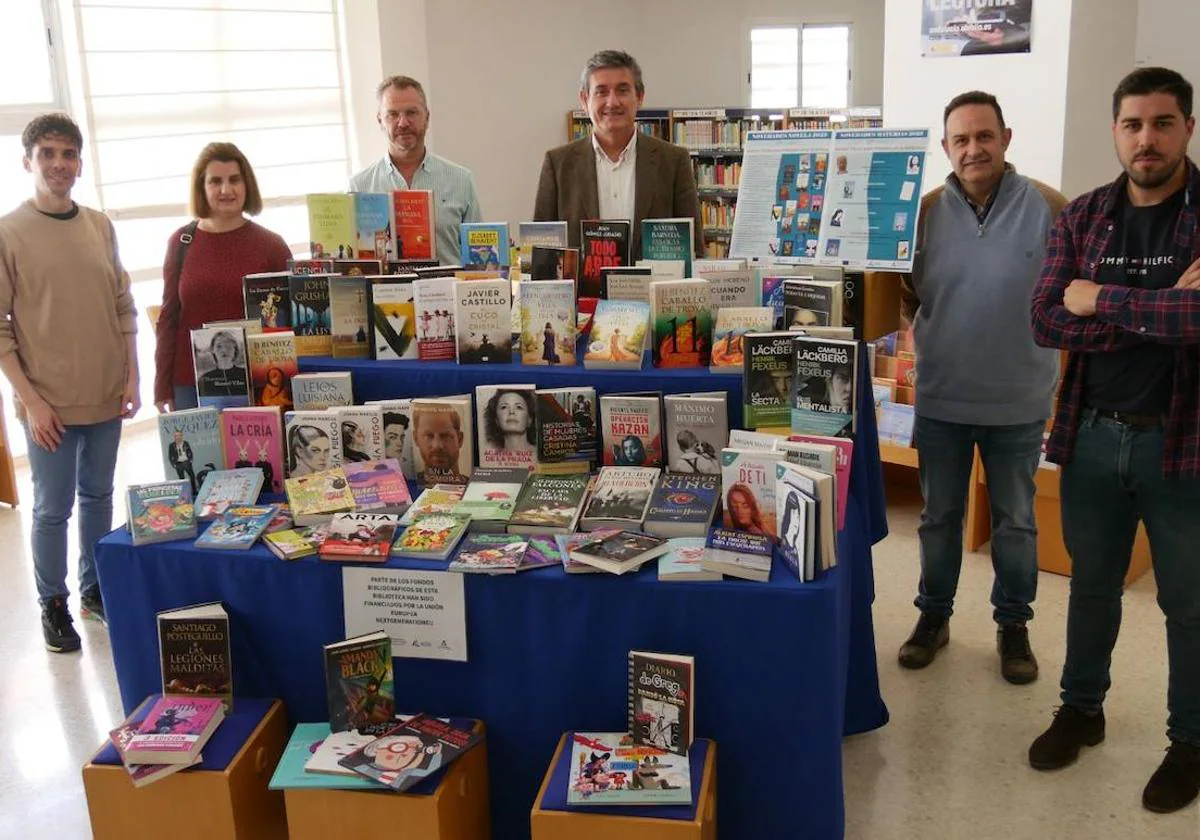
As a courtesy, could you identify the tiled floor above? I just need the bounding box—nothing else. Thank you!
[0,426,1195,838]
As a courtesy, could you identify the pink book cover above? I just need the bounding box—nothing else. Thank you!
[109,723,199,785]
[221,407,285,494]
[128,697,224,754]
[788,433,854,531]
[342,459,413,511]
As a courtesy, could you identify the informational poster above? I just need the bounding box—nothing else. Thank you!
[818,129,930,271]
[342,567,467,662]
[921,0,1033,58]
[729,130,833,262]
[730,129,930,271]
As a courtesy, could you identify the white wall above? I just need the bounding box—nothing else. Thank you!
[882,0,1075,191]
[1136,0,1200,82]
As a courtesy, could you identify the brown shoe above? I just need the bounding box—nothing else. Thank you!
[1143,740,1200,813]
[898,612,949,669]
[998,623,1039,685]
[1029,706,1105,770]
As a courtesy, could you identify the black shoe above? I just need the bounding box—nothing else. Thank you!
[1029,705,1105,770]
[41,597,81,653]
[80,586,107,626]
[998,623,1039,685]
[1143,740,1200,813]
[898,612,949,669]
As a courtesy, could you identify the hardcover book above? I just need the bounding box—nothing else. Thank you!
[517,220,569,273]
[323,630,395,733]
[628,650,695,755]
[191,326,250,409]
[700,268,759,309]
[284,410,344,478]
[641,217,695,277]
[124,696,225,765]
[220,406,284,494]
[412,276,456,360]
[506,472,590,534]
[288,274,334,356]
[264,527,322,560]
[599,266,653,303]
[453,467,527,530]
[319,512,402,562]
[584,299,649,370]
[459,221,510,269]
[391,513,472,560]
[566,732,691,806]
[742,331,798,428]
[776,462,818,581]
[391,189,436,261]
[449,533,528,574]
[366,399,417,478]
[454,278,512,364]
[529,246,579,281]
[400,484,466,525]
[783,277,844,329]
[242,271,292,333]
[303,728,376,778]
[334,406,385,463]
[534,387,597,472]
[195,504,278,550]
[579,219,631,299]
[353,192,393,259]
[157,601,232,708]
[650,279,712,369]
[292,371,354,411]
[158,407,224,496]
[329,275,371,359]
[338,714,483,792]
[246,331,298,412]
[518,279,576,365]
[642,473,720,539]
[569,530,670,574]
[579,465,660,531]
[663,392,727,475]
[341,462,409,517]
[284,467,356,525]
[410,397,474,486]
[719,449,784,538]
[306,193,355,259]
[475,384,536,470]
[790,336,858,437]
[127,481,196,545]
[599,393,662,467]
[657,537,721,581]
[368,277,418,360]
[194,468,264,521]
[333,259,385,277]
[710,307,774,372]
[701,527,773,582]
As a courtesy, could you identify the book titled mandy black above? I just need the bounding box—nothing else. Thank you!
[628,650,695,755]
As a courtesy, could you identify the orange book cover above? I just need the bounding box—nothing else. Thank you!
[391,190,436,261]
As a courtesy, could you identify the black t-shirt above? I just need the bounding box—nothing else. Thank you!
[1083,186,1185,414]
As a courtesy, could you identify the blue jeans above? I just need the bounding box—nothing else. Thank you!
[25,418,123,605]
[914,414,1044,625]
[1060,410,1200,746]
[173,385,198,411]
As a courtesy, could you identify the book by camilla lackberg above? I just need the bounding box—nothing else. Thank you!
[742,331,798,429]
[628,650,695,755]
[663,392,727,476]
[454,278,512,364]
[158,601,233,709]
[579,219,631,299]
[790,335,859,438]
[649,279,712,369]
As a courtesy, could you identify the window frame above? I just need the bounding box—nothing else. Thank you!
[743,19,855,110]
[0,0,70,135]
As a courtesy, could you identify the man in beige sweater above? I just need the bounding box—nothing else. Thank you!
[0,114,139,653]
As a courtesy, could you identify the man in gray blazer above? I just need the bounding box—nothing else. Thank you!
[533,50,704,261]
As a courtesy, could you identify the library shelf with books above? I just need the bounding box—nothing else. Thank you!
[567,108,671,142]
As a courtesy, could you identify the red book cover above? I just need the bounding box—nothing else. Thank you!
[319,512,401,562]
[392,190,436,262]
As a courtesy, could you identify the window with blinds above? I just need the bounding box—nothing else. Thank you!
[71,0,351,218]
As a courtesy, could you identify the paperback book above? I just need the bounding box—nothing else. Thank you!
[288,274,334,356]
[284,467,356,526]
[195,504,278,550]
[475,384,536,470]
[190,326,250,409]
[529,246,579,281]
[263,526,325,560]
[284,410,344,477]
[579,219,631,299]
[220,406,284,494]
[600,393,662,467]
[657,537,721,581]
[663,392,727,475]
[391,189,436,261]
[368,277,419,360]
[194,468,265,521]
[519,534,563,571]
[353,192,393,259]
[292,371,354,411]
[391,513,472,560]
[454,278,512,364]
[554,529,618,574]
[366,399,416,478]
[306,193,355,259]
[628,650,695,754]
[566,732,691,806]
[585,299,649,370]
[242,272,292,333]
[157,407,223,497]
[410,397,474,486]
[453,467,528,531]
[599,266,653,302]
[700,268,758,308]
[124,696,225,766]
[775,462,817,581]
[338,714,483,792]
[719,449,784,538]
[776,459,836,571]
[710,307,774,372]
[517,221,569,273]
[569,531,670,574]
[460,221,510,269]
[246,331,298,412]
[342,459,411,514]
[642,473,720,539]
[127,481,196,545]
[579,466,660,531]
[319,512,402,562]
[783,277,844,329]
[534,387,597,472]
[506,472,590,534]
[650,279,712,369]
[701,528,773,582]
[400,484,466,525]
[641,217,695,277]
[157,601,232,707]
[412,277,456,360]
[335,406,385,463]
[323,630,395,732]
[518,279,576,365]
[329,275,370,359]
[449,533,528,573]
[108,722,200,787]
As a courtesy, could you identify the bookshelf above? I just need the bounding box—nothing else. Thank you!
[564,105,883,258]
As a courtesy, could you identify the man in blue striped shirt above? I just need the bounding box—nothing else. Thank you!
[350,76,483,265]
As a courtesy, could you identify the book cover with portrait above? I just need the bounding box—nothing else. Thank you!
[719,448,784,539]
[283,410,344,479]
[789,336,858,438]
[599,394,662,467]
[190,326,250,410]
[475,384,537,470]
[410,397,474,486]
[246,331,298,412]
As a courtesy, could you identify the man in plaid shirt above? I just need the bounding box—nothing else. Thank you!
[1029,67,1200,814]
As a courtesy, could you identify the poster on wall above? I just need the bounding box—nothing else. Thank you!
[729,129,930,272]
[817,129,930,271]
[921,0,1033,57]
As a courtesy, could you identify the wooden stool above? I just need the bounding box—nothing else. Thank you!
[530,732,717,840]
[83,697,288,840]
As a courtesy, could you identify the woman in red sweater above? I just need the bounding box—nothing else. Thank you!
[154,142,292,412]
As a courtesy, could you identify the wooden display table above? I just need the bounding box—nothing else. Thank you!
[83,697,288,840]
[530,733,716,840]
[279,722,491,840]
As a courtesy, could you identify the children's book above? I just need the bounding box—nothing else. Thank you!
[194,468,265,521]
[319,512,402,562]
[342,459,411,514]
[448,533,528,574]
[284,467,356,526]
[127,481,196,545]
[657,537,721,581]
[195,504,278,550]
[338,714,483,792]
[566,732,692,806]
[391,514,472,560]
[628,650,695,755]
[323,630,395,733]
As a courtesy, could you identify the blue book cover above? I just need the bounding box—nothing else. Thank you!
[269,722,385,791]
[195,467,266,521]
[127,480,196,546]
[460,222,511,269]
[640,218,694,278]
[157,407,224,496]
[195,504,279,550]
[702,527,773,581]
[353,192,393,260]
[643,474,719,534]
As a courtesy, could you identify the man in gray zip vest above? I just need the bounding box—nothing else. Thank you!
[898,91,1065,684]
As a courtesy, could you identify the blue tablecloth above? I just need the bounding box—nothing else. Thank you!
[97,353,889,840]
